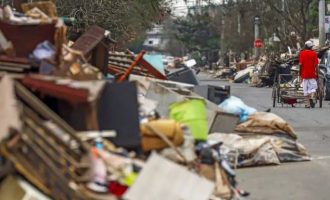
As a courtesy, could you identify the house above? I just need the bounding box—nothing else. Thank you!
[143,24,169,52]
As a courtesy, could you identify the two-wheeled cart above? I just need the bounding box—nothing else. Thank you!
[272,67,324,108]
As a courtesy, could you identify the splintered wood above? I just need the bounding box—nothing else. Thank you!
[21,1,58,18]
[0,30,15,56]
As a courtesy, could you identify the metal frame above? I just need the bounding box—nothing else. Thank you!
[272,73,323,108]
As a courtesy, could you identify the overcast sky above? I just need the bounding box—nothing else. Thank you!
[171,0,222,16]
[171,0,191,16]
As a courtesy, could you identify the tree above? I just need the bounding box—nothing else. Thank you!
[212,0,257,54]
[262,0,318,48]
[208,0,319,57]
[172,9,220,62]
[56,0,171,48]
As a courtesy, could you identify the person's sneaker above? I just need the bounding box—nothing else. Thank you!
[264,108,271,112]
[310,99,315,108]
[305,97,311,108]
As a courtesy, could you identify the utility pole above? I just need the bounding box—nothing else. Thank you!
[196,0,201,14]
[221,17,225,50]
[319,0,326,46]
[254,16,261,59]
[238,14,241,36]
[282,0,286,35]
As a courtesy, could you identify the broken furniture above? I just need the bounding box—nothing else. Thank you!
[21,1,58,18]
[209,111,240,134]
[72,25,115,74]
[0,11,64,73]
[0,56,31,73]
[97,81,141,149]
[20,75,141,150]
[1,80,92,199]
[20,76,103,131]
[108,51,167,81]
[167,67,199,85]
[0,13,56,55]
[194,85,231,105]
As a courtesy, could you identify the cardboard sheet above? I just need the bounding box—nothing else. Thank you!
[124,153,214,200]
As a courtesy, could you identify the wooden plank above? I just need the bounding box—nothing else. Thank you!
[72,25,105,55]
[0,76,21,142]
[14,82,90,153]
[0,66,25,72]
[0,30,14,56]
[72,25,109,73]
[109,50,167,80]
[0,55,29,64]
[21,1,58,17]
[21,77,89,105]
[0,61,30,68]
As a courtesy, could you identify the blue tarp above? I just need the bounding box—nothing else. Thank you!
[143,54,165,75]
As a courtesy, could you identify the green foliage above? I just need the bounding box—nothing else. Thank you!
[174,12,220,52]
[210,0,319,55]
[127,34,147,53]
[56,0,170,47]
[260,0,318,48]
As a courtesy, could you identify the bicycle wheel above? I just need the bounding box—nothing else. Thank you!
[318,87,323,108]
[272,85,277,108]
[318,79,324,108]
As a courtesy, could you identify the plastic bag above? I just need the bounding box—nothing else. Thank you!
[218,96,256,122]
[32,40,55,60]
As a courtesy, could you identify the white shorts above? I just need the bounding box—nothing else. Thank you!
[302,79,317,96]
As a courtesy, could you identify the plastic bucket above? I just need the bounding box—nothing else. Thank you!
[169,99,208,141]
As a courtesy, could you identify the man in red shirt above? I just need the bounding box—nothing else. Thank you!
[299,40,319,108]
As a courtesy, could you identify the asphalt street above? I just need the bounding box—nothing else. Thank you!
[199,73,330,200]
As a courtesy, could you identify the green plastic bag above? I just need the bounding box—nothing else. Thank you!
[170,99,208,141]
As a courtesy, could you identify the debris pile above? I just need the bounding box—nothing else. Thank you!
[215,96,310,167]
[209,45,330,88]
[0,2,311,200]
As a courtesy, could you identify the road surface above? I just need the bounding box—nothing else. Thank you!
[199,73,330,200]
